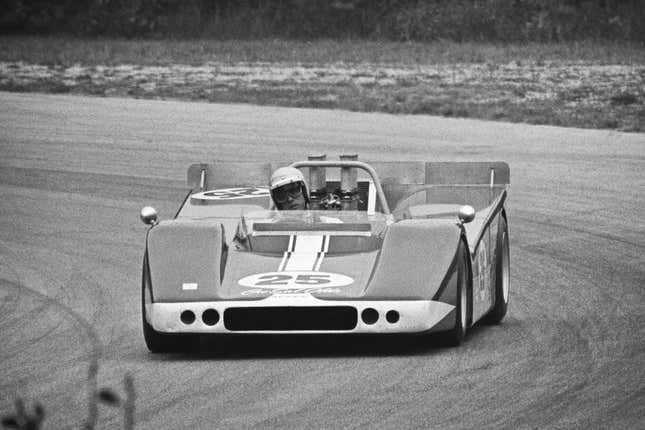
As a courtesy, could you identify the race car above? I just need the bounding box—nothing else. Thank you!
[140,156,510,352]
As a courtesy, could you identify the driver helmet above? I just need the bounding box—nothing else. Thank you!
[269,166,309,207]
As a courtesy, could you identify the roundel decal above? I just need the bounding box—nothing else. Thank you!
[238,271,354,289]
[192,187,270,200]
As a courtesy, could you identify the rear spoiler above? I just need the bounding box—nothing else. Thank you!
[186,160,509,211]
[187,161,509,189]
[370,162,509,213]
[187,162,277,190]
[424,162,509,185]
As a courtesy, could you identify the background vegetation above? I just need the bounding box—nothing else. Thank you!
[2,38,642,131]
[1,0,644,42]
[1,2,643,131]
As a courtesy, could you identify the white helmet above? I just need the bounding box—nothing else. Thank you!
[269,166,309,205]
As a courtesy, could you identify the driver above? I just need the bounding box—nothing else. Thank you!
[269,166,309,210]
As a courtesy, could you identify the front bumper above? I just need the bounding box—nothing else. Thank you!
[145,295,455,335]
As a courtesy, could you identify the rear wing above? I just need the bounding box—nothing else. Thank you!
[186,160,509,211]
[187,162,276,190]
[373,161,509,212]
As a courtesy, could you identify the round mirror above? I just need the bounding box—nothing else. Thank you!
[140,206,158,225]
[457,205,476,224]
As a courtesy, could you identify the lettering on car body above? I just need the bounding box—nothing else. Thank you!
[475,242,490,303]
[240,287,343,296]
[192,187,269,200]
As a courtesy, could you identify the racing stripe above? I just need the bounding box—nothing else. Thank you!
[283,252,319,271]
[277,250,290,271]
[293,235,325,252]
[280,235,328,272]
[313,252,324,271]
[313,235,329,270]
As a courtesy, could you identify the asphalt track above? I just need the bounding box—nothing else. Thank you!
[0,91,643,429]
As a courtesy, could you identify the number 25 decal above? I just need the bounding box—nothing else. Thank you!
[256,274,331,286]
[238,271,354,289]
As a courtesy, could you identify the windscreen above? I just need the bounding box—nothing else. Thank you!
[242,210,390,236]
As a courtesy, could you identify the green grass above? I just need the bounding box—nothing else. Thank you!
[2,36,644,66]
[1,36,643,131]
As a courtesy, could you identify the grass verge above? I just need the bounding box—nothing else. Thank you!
[1,37,643,131]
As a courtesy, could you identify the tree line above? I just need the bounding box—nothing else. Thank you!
[1,0,643,41]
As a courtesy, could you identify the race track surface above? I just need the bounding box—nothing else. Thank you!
[0,92,643,429]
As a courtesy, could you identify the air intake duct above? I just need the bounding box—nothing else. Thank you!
[308,154,327,209]
[340,154,359,210]
[224,306,358,331]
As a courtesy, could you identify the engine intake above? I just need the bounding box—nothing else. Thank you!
[224,306,358,331]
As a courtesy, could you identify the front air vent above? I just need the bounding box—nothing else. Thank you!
[224,306,357,331]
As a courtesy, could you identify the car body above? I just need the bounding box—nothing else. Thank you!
[140,157,510,351]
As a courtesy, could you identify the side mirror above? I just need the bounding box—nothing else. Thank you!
[457,205,476,224]
[140,206,158,225]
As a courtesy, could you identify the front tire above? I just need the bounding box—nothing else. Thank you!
[142,254,196,353]
[142,303,198,353]
[143,309,179,353]
[444,246,470,346]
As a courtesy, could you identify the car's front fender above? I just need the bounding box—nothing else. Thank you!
[146,219,227,302]
[366,219,463,300]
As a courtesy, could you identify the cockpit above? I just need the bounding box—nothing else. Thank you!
[233,209,389,254]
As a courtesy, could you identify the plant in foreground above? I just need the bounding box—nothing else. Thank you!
[1,399,44,430]
[2,371,135,430]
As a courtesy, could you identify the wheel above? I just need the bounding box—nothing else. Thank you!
[143,308,177,353]
[143,313,170,353]
[142,254,196,353]
[483,216,510,324]
[142,301,197,353]
[444,244,470,346]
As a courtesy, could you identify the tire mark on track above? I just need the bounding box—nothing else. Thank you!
[514,213,645,250]
[0,165,185,202]
[0,283,19,319]
[0,277,101,363]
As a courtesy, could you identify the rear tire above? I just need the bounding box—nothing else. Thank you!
[483,216,510,324]
[444,246,469,346]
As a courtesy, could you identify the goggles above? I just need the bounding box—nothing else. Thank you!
[271,182,303,204]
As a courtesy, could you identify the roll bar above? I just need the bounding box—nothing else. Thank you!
[289,160,391,215]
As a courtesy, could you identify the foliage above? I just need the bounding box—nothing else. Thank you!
[1,0,643,41]
[1,38,643,131]
[1,371,135,430]
[1,399,44,430]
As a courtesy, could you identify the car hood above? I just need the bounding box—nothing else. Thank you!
[147,219,462,303]
[219,249,379,300]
